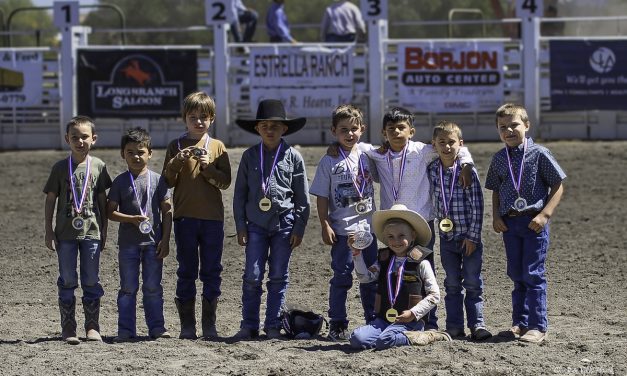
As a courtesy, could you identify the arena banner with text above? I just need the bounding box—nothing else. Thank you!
[397,41,504,113]
[0,50,43,107]
[249,45,354,118]
[550,40,627,110]
[77,49,197,118]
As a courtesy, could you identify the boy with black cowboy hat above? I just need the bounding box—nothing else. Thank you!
[233,99,311,339]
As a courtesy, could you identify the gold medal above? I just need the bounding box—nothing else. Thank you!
[259,197,272,212]
[439,217,454,233]
[385,308,398,323]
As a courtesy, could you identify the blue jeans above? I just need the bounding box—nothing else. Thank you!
[502,216,550,332]
[349,317,424,350]
[56,240,103,304]
[231,8,258,42]
[117,244,166,337]
[328,235,378,326]
[424,220,439,330]
[174,218,224,303]
[440,238,486,330]
[240,220,293,330]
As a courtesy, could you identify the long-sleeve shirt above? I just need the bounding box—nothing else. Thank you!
[320,0,366,40]
[266,2,293,42]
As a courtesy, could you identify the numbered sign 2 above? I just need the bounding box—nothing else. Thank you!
[360,0,388,21]
[53,1,79,29]
[205,0,235,25]
[516,0,544,18]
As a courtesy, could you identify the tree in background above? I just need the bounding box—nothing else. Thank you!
[1,0,55,47]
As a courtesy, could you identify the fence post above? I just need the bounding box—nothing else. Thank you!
[520,9,541,137]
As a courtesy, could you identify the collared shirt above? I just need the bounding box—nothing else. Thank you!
[234,139,310,237]
[428,159,483,243]
[485,137,566,216]
[320,0,366,40]
[266,2,293,42]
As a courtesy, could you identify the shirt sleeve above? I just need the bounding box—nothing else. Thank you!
[484,156,501,191]
[465,168,484,243]
[309,156,331,198]
[353,253,379,283]
[409,260,440,320]
[539,148,567,187]
[291,151,311,237]
[277,8,293,42]
[233,151,249,233]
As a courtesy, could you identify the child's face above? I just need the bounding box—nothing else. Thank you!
[185,110,214,138]
[497,114,529,147]
[383,120,415,152]
[432,131,463,165]
[255,120,288,149]
[383,222,416,256]
[122,142,152,174]
[65,123,96,158]
[332,118,364,151]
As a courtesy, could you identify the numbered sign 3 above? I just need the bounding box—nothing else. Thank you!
[360,0,388,21]
[53,1,79,29]
[516,0,544,18]
[205,0,236,25]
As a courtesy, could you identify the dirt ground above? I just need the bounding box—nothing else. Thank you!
[0,141,625,376]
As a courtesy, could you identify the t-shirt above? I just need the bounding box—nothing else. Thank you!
[108,170,171,248]
[43,156,112,241]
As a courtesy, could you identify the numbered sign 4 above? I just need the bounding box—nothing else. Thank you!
[53,1,79,29]
[516,0,544,18]
[360,0,388,21]
[205,0,236,25]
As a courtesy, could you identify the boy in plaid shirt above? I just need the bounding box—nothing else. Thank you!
[428,121,491,341]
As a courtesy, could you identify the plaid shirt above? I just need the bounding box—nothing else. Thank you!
[428,159,483,243]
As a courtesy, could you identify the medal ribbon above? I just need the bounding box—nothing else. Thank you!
[260,142,283,197]
[386,256,407,308]
[68,155,91,215]
[505,138,528,197]
[386,145,409,202]
[338,148,366,199]
[129,170,151,218]
[438,161,459,219]
[177,132,210,151]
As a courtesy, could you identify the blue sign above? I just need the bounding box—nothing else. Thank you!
[550,40,627,111]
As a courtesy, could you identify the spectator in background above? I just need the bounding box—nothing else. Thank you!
[231,0,258,43]
[266,0,297,43]
[321,0,366,42]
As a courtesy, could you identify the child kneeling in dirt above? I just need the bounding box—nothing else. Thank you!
[348,204,451,349]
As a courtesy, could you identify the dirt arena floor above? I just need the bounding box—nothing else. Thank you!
[0,141,625,376]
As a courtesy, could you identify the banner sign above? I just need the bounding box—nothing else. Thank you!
[397,41,504,113]
[0,50,43,107]
[249,45,354,117]
[550,40,627,111]
[77,49,197,118]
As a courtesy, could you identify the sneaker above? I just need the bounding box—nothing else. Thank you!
[445,327,466,338]
[327,325,349,342]
[150,330,172,339]
[470,327,493,341]
[510,325,528,339]
[519,329,546,343]
[264,327,283,339]
[233,327,259,340]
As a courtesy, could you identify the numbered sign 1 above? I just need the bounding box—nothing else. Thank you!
[53,1,79,29]
[516,0,544,18]
[205,0,235,25]
[360,0,388,21]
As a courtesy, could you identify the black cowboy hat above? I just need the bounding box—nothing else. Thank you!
[235,99,307,136]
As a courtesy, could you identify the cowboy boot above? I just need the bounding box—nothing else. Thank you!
[202,297,218,338]
[83,298,103,341]
[59,298,80,345]
[175,298,197,340]
[404,330,452,346]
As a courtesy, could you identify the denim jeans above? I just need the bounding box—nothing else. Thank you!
[174,218,224,303]
[117,244,166,337]
[328,234,378,326]
[424,220,439,330]
[439,238,486,330]
[240,219,293,330]
[502,216,550,332]
[349,317,424,350]
[56,240,103,304]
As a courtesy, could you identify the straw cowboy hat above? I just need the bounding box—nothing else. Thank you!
[372,204,432,247]
[235,99,306,136]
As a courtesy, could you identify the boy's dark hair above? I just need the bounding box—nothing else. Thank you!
[495,103,529,125]
[383,107,414,129]
[182,91,216,120]
[432,120,463,140]
[332,104,364,129]
[121,127,152,152]
[66,115,96,134]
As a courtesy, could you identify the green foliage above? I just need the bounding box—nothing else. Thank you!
[1,0,56,47]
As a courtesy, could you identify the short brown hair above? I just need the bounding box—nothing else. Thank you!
[66,115,95,134]
[182,91,216,119]
[432,120,462,140]
[332,104,364,129]
[495,103,529,125]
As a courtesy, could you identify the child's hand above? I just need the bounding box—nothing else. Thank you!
[290,234,303,249]
[347,234,361,256]
[45,230,57,252]
[131,215,149,227]
[493,217,508,233]
[459,164,473,188]
[156,240,170,259]
[321,223,336,245]
[326,143,340,157]
[529,212,549,233]
[395,310,415,323]
[462,239,477,256]
[176,148,193,161]
[237,230,248,246]
[198,154,213,170]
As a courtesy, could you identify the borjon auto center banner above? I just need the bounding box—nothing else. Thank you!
[398,42,504,113]
[249,45,354,117]
[77,49,197,118]
[550,40,627,111]
[0,50,43,107]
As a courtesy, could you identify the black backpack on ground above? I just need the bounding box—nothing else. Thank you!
[280,305,327,339]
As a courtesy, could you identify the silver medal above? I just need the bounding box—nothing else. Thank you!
[72,217,85,230]
[514,197,527,211]
[139,220,152,234]
[352,230,373,250]
[355,201,368,215]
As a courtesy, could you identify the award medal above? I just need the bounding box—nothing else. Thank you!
[68,155,91,231]
[178,132,210,157]
[386,145,409,203]
[352,220,374,250]
[355,200,370,215]
[259,142,283,213]
[437,161,459,233]
[506,138,528,212]
[386,256,407,323]
[129,170,152,235]
[338,148,370,215]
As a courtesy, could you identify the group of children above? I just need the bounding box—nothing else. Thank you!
[43,92,566,348]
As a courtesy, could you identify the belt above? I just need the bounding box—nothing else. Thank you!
[506,210,540,217]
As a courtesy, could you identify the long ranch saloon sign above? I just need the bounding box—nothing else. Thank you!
[77,49,197,118]
[249,45,355,118]
[398,41,504,113]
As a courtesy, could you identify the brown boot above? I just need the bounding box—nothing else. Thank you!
[202,297,218,339]
[175,298,197,340]
[59,298,80,345]
[404,330,452,346]
[83,298,102,341]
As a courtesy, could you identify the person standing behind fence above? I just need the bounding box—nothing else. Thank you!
[320,0,366,42]
[266,0,297,43]
[231,0,258,43]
